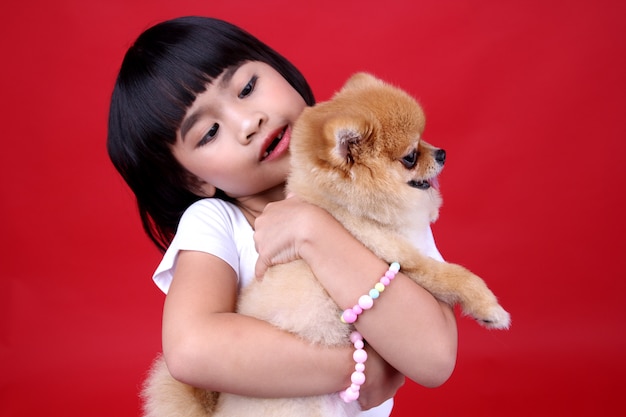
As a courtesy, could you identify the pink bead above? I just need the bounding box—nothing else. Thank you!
[351,371,366,385]
[342,309,357,324]
[352,305,363,315]
[380,276,390,286]
[353,348,368,363]
[349,331,363,343]
[355,363,365,372]
[358,295,374,310]
[385,270,395,279]
[354,339,364,349]
[340,390,355,402]
[343,387,360,402]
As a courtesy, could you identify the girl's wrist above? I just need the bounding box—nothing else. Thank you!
[296,207,391,310]
[296,204,337,263]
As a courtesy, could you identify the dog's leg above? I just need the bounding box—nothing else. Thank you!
[357,229,510,329]
[401,256,510,329]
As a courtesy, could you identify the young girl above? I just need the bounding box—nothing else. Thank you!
[107,16,457,416]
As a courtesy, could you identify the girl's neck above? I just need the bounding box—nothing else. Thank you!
[235,184,286,228]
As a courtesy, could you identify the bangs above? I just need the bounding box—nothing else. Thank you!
[117,18,260,147]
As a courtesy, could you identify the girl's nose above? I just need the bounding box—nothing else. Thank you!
[240,111,267,143]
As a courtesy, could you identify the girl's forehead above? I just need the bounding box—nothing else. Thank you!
[216,62,247,88]
[178,62,248,138]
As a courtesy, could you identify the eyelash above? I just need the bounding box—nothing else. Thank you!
[196,75,258,147]
[197,123,219,147]
[239,75,258,98]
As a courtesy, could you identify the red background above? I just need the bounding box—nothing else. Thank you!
[2,0,625,416]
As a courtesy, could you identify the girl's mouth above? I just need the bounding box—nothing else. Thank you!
[261,127,289,161]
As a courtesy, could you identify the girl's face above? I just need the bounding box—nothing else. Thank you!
[172,61,307,201]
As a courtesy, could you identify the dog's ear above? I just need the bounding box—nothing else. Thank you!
[335,127,361,164]
[340,72,384,93]
[324,116,374,165]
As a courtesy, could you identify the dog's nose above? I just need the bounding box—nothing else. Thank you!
[435,149,446,165]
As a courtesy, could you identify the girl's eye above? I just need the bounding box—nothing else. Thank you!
[238,75,258,98]
[197,123,219,147]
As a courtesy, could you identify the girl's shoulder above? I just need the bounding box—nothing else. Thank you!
[153,198,254,293]
[180,198,249,233]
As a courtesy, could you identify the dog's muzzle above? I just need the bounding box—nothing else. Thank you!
[407,148,446,189]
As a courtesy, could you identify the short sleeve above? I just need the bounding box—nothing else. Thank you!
[152,199,254,293]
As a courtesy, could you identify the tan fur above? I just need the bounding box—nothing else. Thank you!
[141,73,510,417]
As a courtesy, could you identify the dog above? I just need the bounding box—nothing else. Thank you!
[141,72,511,417]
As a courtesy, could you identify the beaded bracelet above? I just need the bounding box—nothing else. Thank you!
[339,262,400,403]
[340,262,400,325]
[339,331,367,403]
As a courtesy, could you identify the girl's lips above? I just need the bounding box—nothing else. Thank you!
[260,126,290,161]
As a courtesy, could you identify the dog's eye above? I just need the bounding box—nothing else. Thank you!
[401,150,418,169]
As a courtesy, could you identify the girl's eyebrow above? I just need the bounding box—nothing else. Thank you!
[180,64,244,141]
[218,65,240,88]
[180,111,202,142]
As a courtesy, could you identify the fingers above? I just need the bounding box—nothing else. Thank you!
[251,196,309,280]
[254,257,268,280]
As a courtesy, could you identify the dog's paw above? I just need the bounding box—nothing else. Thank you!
[473,304,511,330]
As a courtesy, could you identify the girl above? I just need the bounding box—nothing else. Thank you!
[107,16,457,416]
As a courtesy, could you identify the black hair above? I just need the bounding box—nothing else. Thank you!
[107,16,315,252]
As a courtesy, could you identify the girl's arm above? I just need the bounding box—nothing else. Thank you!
[254,197,458,387]
[161,249,403,407]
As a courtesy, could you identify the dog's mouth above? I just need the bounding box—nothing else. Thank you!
[408,176,439,190]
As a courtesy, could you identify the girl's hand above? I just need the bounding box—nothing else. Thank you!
[253,195,329,278]
[358,345,405,410]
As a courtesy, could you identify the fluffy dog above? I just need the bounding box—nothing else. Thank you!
[142,73,510,417]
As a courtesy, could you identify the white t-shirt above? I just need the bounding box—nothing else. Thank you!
[153,198,394,417]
